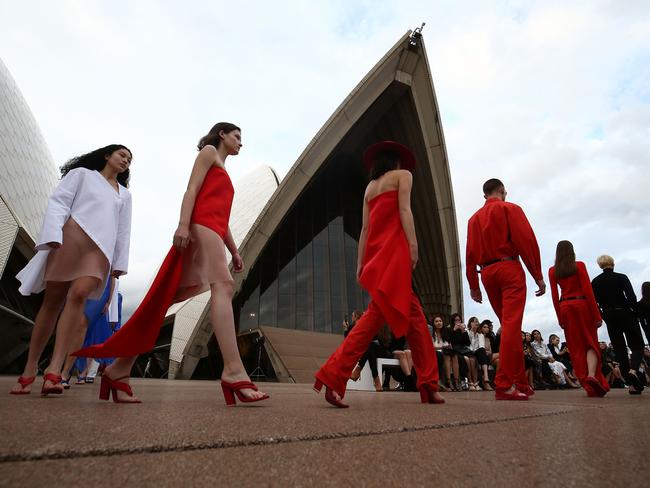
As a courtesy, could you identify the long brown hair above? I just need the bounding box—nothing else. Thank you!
[197,122,241,151]
[554,240,577,279]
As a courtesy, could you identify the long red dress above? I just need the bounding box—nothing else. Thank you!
[315,190,438,397]
[75,166,234,358]
[549,261,609,394]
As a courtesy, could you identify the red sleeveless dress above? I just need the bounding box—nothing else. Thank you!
[359,190,412,337]
[75,166,234,358]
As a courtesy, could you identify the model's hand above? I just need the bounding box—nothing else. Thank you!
[596,320,602,328]
[47,242,61,249]
[232,252,244,273]
[470,288,482,303]
[111,270,125,278]
[173,225,191,249]
[410,244,418,270]
[535,279,546,297]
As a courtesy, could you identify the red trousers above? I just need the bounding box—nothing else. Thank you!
[315,291,439,397]
[481,260,528,391]
[560,301,609,392]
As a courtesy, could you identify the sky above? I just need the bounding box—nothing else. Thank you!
[1,0,649,345]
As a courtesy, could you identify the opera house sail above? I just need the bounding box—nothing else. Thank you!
[0,58,58,372]
[172,31,461,381]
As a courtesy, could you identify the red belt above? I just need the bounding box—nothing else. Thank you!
[479,257,516,271]
[560,296,586,302]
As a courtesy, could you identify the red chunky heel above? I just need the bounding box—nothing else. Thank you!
[220,380,269,406]
[40,373,63,396]
[418,383,445,404]
[313,378,348,408]
[10,376,36,395]
[99,375,141,404]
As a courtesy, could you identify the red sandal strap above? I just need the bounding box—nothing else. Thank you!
[110,377,135,397]
[222,380,258,391]
[43,373,62,384]
[17,376,36,387]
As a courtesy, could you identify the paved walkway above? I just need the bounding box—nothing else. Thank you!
[0,377,648,487]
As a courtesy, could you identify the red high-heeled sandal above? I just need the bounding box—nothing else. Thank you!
[585,376,607,397]
[495,388,528,401]
[313,379,349,408]
[40,373,63,396]
[9,376,36,395]
[418,383,445,404]
[220,380,269,406]
[99,375,142,404]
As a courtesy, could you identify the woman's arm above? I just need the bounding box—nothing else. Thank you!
[397,171,418,269]
[356,189,370,281]
[174,147,215,249]
[224,227,243,272]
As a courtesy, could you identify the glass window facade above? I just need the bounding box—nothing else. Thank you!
[235,156,370,334]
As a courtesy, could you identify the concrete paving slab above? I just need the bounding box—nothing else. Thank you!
[0,377,648,487]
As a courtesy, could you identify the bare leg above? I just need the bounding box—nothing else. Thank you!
[405,349,413,373]
[586,349,598,377]
[393,351,411,376]
[61,318,88,380]
[469,357,478,385]
[10,282,70,394]
[43,277,99,390]
[452,355,460,386]
[444,355,452,385]
[210,280,265,400]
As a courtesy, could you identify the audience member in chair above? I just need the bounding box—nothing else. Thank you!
[432,314,454,391]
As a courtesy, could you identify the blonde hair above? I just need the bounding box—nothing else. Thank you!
[597,255,615,269]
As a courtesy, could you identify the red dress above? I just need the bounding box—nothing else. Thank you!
[75,166,234,358]
[315,190,438,397]
[549,262,609,393]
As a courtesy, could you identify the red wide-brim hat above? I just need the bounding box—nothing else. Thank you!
[362,141,416,172]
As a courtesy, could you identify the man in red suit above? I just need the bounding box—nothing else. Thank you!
[466,178,545,400]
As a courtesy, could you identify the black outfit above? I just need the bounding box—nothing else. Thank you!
[592,269,644,386]
[449,328,470,379]
[638,299,650,346]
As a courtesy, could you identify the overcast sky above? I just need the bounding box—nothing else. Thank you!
[1,0,648,344]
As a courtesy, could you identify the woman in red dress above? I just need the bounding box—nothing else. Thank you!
[75,123,269,405]
[314,141,443,407]
[548,240,609,397]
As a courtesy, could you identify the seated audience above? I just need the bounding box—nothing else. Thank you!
[531,329,579,388]
[467,317,492,391]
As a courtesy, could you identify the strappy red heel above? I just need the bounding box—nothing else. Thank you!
[418,383,445,404]
[313,379,349,408]
[40,373,63,396]
[99,375,142,404]
[585,376,607,397]
[220,380,269,406]
[10,376,35,395]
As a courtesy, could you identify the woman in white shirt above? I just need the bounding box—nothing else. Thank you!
[10,145,132,396]
[467,317,493,391]
[530,329,579,388]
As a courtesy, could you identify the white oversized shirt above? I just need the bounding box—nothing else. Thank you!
[17,168,132,297]
[468,330,486,352]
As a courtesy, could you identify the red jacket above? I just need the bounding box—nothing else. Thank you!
[466,198,543,290]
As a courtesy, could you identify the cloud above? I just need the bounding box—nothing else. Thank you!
[1,1,648,345]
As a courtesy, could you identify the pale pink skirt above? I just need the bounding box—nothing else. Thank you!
[176,223,233,302]
[44,218,109,290]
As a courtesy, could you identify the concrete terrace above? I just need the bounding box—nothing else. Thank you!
[0,377,648,487]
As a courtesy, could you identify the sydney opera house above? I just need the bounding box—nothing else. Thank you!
[0,30,461,383]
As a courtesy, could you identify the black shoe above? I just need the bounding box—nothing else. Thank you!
[626,372,644,391]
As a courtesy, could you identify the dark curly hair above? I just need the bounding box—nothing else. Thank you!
[60,144,132,187]
[197,122,241,151]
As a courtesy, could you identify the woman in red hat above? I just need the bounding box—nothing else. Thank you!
[548,240,609,397]
[314,141,444,407]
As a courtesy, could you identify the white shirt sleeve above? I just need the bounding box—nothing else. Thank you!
[111,190,132,273]
[478,333,485,349]
[35,169,83,251]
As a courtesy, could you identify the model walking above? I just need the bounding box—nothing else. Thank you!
[548,241,609,397]
[314,141,443,408]
[75,122,268,406]
[465,178,545,401]
[10,145,132,396]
